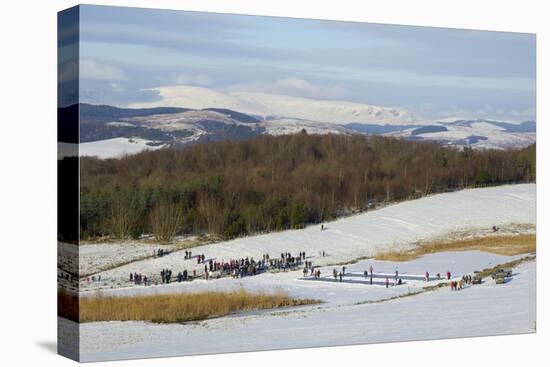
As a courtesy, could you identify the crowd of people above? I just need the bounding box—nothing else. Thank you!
[450,274,473,291]
[81,275,103,283]
[129,272,148,286]
[123,250,309,286]
[160,269,172,283]
[120,244,482,293]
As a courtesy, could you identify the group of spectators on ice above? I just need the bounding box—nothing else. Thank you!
[129,272,147,285]
[450,274,473,291]
[154,248,170,258]
[123,250,309,286]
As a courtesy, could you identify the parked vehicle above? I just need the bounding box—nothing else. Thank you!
[491,268,512,279]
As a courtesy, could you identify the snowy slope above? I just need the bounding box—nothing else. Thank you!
[387,119,536,149]
[232,91,416,124]
[129,85,416,125]
[77,108,357,159]
[79,138,165,159]
[82,184,535,291]
[125,109,355,136]
[76,258,535,361]
[127,109,240,130]
[260,118,354,135]
[73,184,536,361]
[130,86,273,117]
[75,104,535,158]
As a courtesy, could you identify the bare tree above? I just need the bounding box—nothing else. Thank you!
[150,198,185,242]
[109,194,140,239]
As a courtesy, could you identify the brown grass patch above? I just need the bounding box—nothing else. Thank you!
[78,289,319,323]
[375,233,536,261]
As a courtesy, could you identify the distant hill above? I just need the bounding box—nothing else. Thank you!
[128,85,417,124]
[69,104,356,157]
[80,103,191,123]
[58,103,536,158]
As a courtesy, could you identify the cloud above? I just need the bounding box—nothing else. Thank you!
[226,77,349,100]
[80,59,127,81]
[174,74,213,86]
[76,6,535,122]
[109,83,126,93]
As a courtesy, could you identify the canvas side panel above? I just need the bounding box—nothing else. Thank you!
[57,5,80,362]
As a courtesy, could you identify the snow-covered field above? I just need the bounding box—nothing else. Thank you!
[77,242,174,276]
[62,236,200,277]
[79,184,535,291]
[67,184,536,361]
[79,137,165,159]
[74,256,536,362]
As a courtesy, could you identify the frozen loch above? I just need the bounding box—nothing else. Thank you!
[72,184,536,361]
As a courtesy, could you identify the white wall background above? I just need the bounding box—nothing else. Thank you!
[0,0,547,366]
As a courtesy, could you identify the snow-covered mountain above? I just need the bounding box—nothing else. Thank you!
[129,85,416,125]
[64,104,535,159]
[71,104,357,158]
[378,118,536,150]
[260,118,353,136]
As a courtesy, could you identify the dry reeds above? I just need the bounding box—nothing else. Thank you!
[375,233,536,261]
[78,289,319,323]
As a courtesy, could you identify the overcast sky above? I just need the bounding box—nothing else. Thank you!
[71,5,535,122]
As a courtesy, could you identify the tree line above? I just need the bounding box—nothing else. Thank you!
[79,133,535,242]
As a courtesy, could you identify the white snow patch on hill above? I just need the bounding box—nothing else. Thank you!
[390,122,535,150]
[79,138,165,159]
[126,110,238,130]
[261,118,354,135]
[129,85,416,125]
